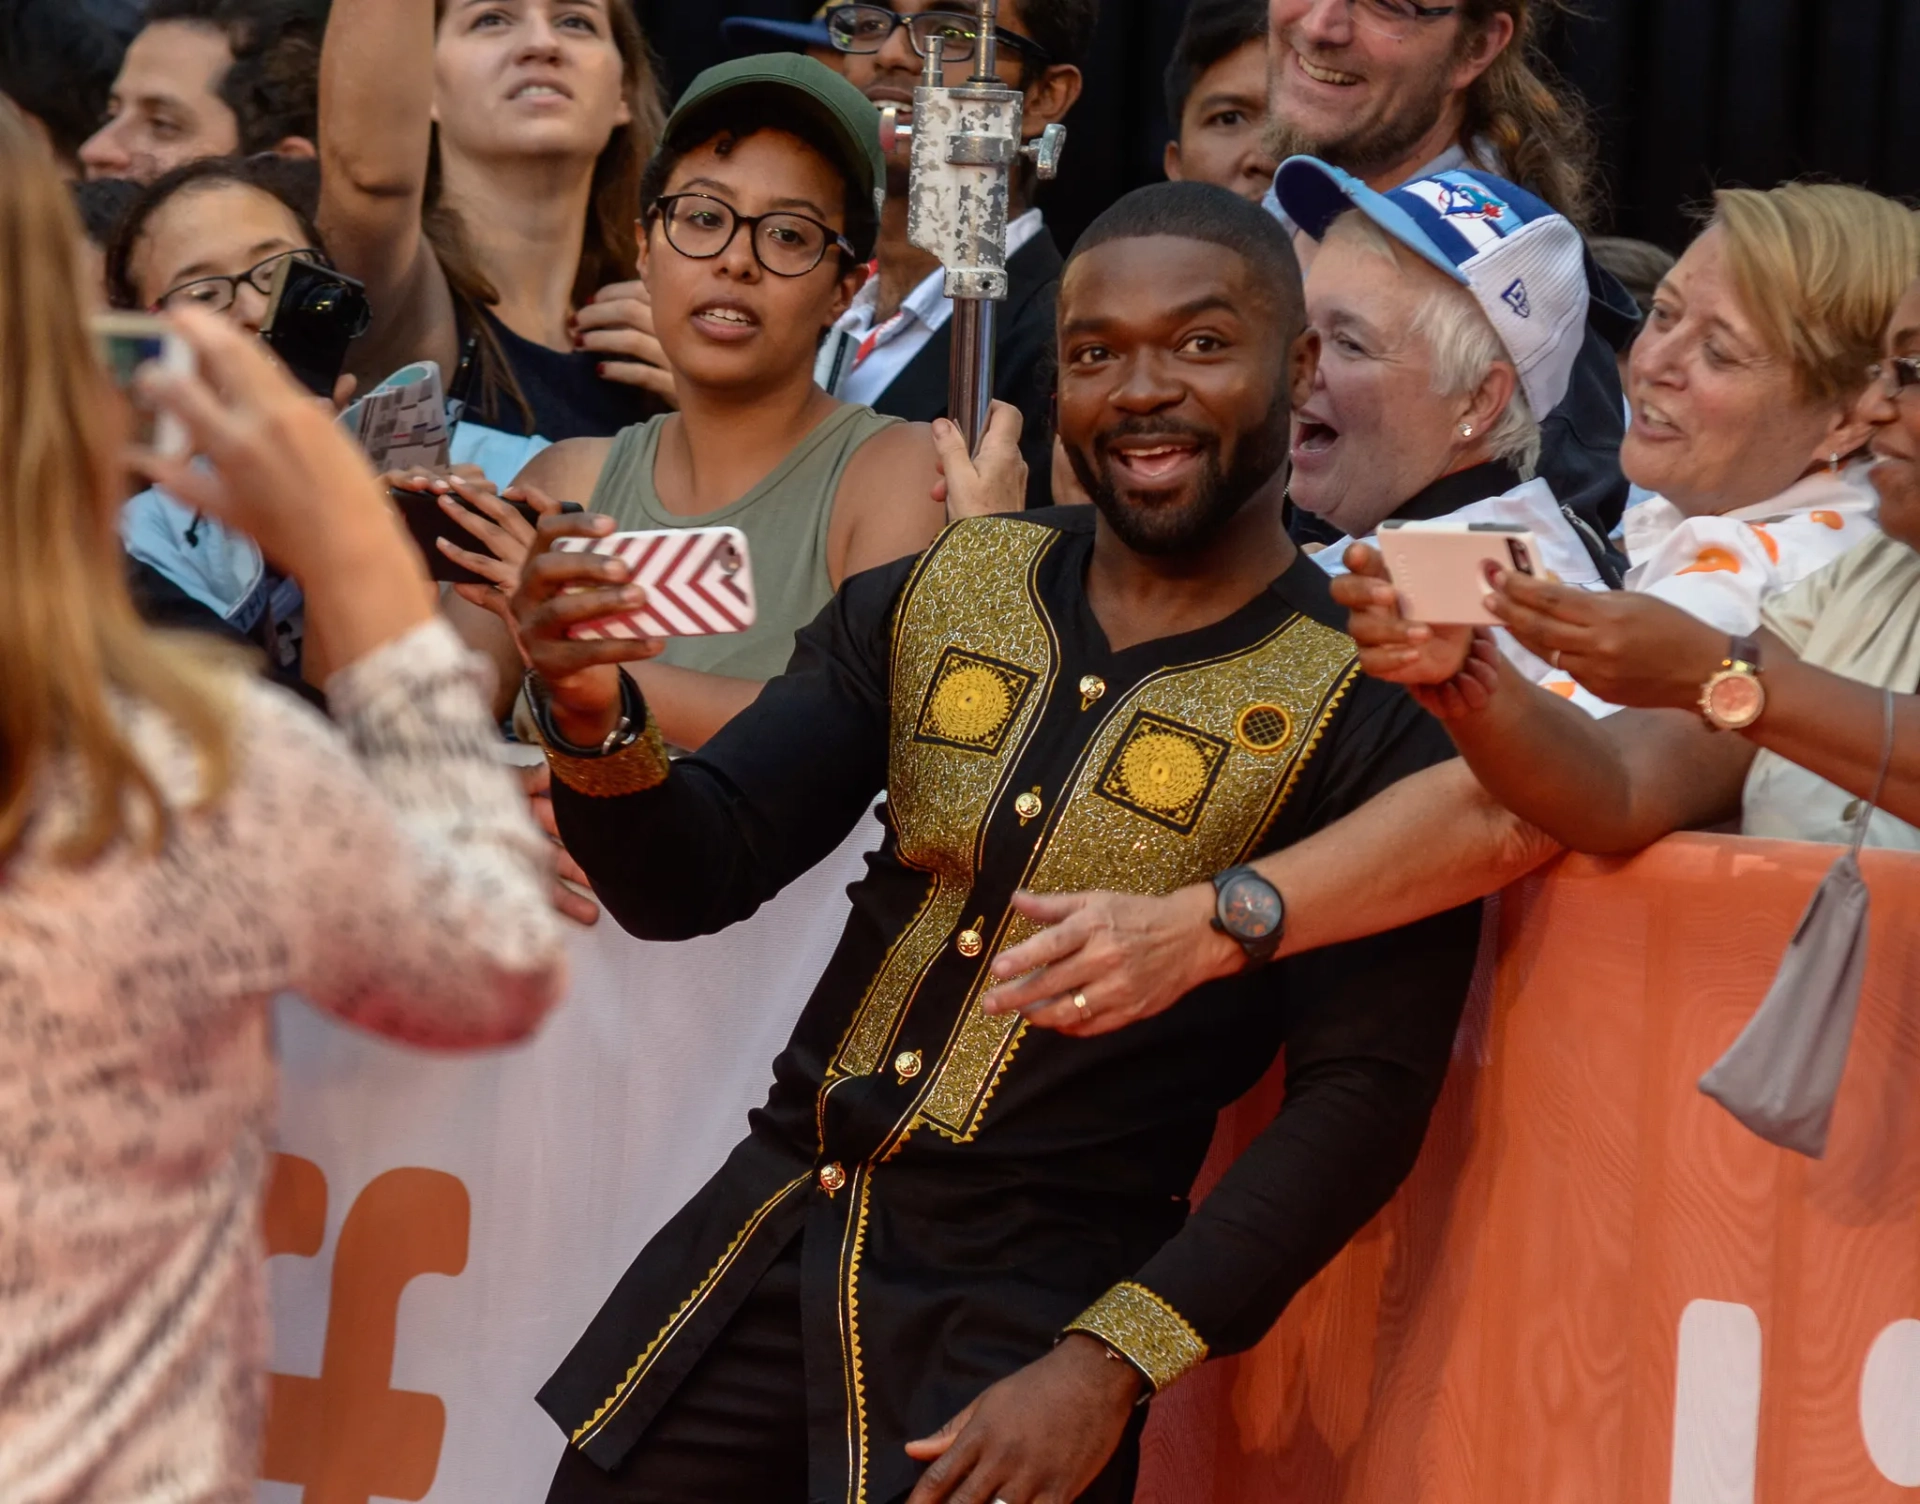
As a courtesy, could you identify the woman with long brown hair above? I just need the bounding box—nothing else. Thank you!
[318,0,669,483]
[0,102,566,1500]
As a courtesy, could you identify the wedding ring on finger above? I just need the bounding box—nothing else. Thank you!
[1071,992,1089,1013]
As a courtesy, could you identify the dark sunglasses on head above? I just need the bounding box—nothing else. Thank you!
[825,4,1052,66]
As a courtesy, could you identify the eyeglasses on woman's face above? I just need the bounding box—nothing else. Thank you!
[651,194,855,279]
[1870,355,1920,400]
[824,4,1052,66]
[153,248,329,315]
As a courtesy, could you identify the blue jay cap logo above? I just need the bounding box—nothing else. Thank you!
[1434,180,1507,224]
[1501,278,1532,318]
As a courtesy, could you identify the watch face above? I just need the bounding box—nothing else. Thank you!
[1709,671,1765,728]
[1220,873,1282,940]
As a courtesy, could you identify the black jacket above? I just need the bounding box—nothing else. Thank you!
[538,509,1481,1502]
[867,229,1062,510]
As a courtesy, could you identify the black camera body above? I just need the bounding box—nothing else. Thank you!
[263,258,372,396]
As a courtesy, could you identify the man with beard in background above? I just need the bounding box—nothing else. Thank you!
[1263,0,1640,555]
[513,180,1481,1504]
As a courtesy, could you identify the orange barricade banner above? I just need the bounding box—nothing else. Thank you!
[1136,834,1920,1504]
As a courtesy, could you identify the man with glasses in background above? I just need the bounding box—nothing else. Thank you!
[1264,0,1643,556]
[815,0,1093,507]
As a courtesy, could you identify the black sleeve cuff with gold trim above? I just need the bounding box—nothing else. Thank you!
[1063,1280,1209,1394]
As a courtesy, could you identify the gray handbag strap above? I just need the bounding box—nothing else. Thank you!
[1850,687,1897,860]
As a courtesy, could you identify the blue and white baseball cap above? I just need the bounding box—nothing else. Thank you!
[1274,156,1589,420]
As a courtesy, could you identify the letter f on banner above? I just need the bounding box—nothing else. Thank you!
[263,1162,471,1504]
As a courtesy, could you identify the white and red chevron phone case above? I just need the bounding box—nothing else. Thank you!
[553,527,757,639]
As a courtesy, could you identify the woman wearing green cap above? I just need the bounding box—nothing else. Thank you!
[447,55,948,754]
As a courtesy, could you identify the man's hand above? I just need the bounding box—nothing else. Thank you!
[1488,567,1727,711]
[510,511,666,748]
[980,887,1240,1035]
[931,400,1027,519]
[904,1336,1140,1504]
[575,279,677,405]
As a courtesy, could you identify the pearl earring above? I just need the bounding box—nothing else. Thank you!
[1460,423,1474,438]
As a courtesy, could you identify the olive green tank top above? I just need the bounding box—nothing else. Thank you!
[586,404,902,679]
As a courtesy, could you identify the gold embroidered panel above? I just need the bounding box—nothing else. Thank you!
[829,521,1061,1081]
[915,611,1360,1141]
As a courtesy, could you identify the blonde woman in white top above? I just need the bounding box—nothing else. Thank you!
[1334,273,1920,854]
[1574,185,1919,667]
[0,104,566,1502]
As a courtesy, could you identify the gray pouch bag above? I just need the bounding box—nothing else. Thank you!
[1697,689,1893,1158]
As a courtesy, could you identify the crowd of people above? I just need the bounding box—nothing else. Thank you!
[2,0,1918,1501]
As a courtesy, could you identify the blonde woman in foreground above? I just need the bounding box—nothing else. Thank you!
[0,104,567,1503]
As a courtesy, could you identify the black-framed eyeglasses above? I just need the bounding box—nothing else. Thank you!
[1870,355,1920,398]
[153,247,330,314]
[651,194,855,278]
[825,4,1052,66]
[1344,0,1457,41]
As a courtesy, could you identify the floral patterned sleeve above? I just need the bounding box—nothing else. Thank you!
[239,616,567,1046]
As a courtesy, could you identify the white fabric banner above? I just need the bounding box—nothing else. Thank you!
[259,812,882,1504]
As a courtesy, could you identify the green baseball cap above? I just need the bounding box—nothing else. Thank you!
[662,54,885,244]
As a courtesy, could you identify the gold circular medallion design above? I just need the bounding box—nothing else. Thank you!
[931,663,1012,743]
[1235,703,1294,755]
[1119,732,1210,814]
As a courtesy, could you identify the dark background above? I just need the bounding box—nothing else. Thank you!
[635,0,1920,254]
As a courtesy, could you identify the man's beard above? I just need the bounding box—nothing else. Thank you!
[1069,401,1292,558]
[1262,44,1459,181]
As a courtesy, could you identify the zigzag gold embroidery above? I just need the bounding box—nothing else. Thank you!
[916,613,1362,1141]
[571,1173,811,1446]
[828,521,1060,1079]
[838,1168,876,1503]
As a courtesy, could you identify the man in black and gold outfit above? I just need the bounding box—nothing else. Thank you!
[514,182,1482,1504]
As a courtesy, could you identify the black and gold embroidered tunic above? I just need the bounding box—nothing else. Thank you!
[536,510,1481,1502]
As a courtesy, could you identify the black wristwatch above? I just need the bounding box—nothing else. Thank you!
[524,669,646,758]
[1210,865,1285,968]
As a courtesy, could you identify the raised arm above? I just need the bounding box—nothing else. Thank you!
[317,0,459,381]
[140,310,565,1046]
[512,517,903,938]
[1488,564,1920,832]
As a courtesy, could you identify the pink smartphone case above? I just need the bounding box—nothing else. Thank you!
[555,528,757,640]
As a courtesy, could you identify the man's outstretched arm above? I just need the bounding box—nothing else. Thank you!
[513,512,902,940]
[982,756,1559,1033]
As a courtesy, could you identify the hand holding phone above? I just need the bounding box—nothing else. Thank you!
[1375,520,1540,626]
[93,312,193,458]
[392,481,582,587]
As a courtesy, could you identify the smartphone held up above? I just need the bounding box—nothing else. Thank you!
[92,312,193,458]
[262,257,370,397]
[1375,520,1540,626]
[552,527,757,641]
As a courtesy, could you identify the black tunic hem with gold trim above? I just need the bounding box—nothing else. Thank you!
[537,509,1481,1504]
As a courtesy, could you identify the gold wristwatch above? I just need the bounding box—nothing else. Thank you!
[1698,634,1766,731]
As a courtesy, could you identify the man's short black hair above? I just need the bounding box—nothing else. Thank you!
[143,0,330,152]
[1008,0,1100,77]
[638,93,880,264]
[1068,180,1304,339]
[0,0,126,161]
[1162,0,1266,127]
